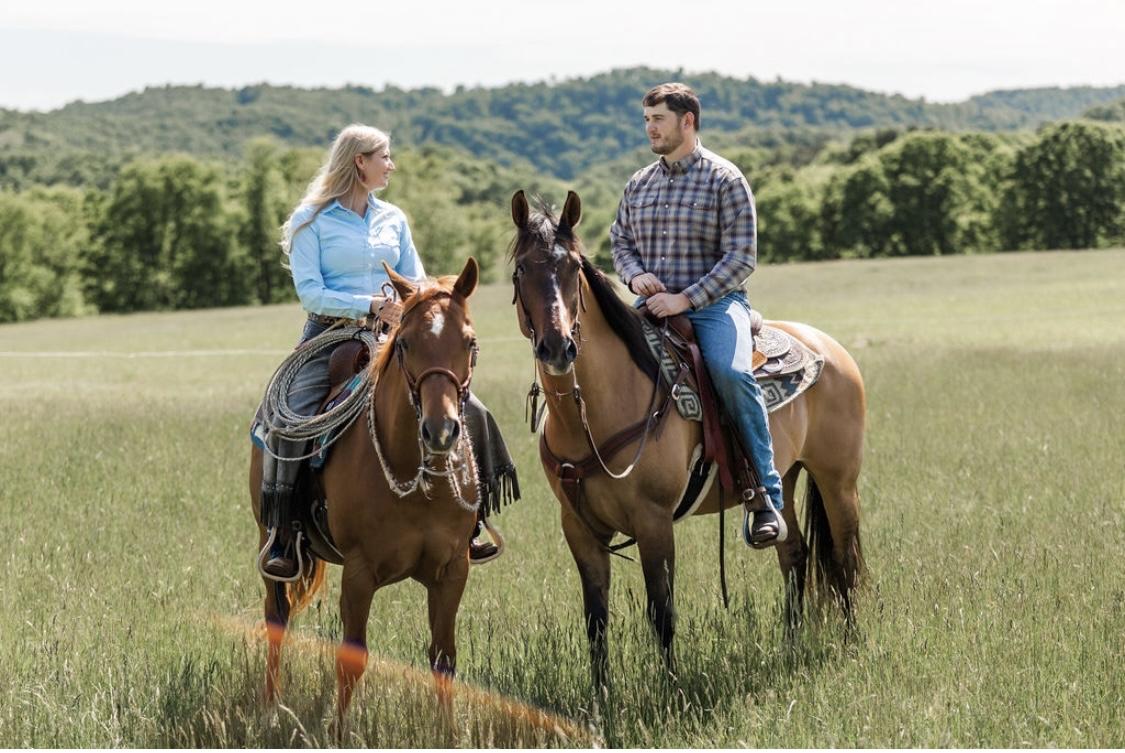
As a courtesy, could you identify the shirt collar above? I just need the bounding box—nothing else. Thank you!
[326,194,378,217]
[660,139,703,176]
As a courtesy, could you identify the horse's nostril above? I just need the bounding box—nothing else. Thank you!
[565,338,578,363]
[421,422,433,444]
[535,341,551,362]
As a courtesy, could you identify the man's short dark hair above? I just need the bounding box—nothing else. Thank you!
[643,83,701,130]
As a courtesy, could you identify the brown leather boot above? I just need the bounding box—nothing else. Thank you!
[260,485,299,579]
[468,519,501,564]
[469,538,500,563]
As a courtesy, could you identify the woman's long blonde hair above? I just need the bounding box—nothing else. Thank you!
[280,123,390,257]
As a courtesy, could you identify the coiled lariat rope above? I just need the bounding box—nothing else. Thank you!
[258,324,379,463]
[258,323,480,511]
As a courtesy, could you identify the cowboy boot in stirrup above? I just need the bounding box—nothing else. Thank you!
[468,519,501,564]
[260,484,300,579]
[742,487,788,549]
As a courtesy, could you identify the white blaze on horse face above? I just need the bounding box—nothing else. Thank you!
[429,311,445,337]
[550,244,574,328]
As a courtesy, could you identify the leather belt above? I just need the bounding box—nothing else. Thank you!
[308,312,366,327]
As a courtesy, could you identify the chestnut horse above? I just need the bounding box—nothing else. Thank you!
[509,191,866,687]
[248,258,483,726]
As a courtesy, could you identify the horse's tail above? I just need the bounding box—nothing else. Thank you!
[804,474,865,606]
[288,556,328,617]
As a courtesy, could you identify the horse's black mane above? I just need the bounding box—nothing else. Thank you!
[511,200,659,382]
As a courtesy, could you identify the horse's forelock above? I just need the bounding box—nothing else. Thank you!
[371,281,469,379]
[510,206,581,265]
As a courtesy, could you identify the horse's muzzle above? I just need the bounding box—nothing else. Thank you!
[535,334,577,375]
[421,415,461,454]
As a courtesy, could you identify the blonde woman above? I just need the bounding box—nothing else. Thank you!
[256,124,514,579]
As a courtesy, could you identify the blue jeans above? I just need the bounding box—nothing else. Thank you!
[685,291,783,511]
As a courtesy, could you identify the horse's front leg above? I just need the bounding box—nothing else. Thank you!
[335,563,375,738]
[561,508,612,691]
[634,511,677,676]
[426,559,469,741]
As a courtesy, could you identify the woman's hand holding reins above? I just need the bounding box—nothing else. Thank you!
[371,296,403,330]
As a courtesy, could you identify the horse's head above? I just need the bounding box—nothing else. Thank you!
[509,190,585,376]
[382,258,479,455]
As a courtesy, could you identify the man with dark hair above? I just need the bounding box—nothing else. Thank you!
[610,82,786,547]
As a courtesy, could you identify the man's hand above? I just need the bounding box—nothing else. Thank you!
[629,273,666,297]
[646,292,692,318]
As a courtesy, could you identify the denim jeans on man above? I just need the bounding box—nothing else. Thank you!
[685,290,783,511]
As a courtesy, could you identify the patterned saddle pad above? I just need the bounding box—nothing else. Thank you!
[640,319,824,421]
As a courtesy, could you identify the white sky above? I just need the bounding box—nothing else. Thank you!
[2,0,1124,111]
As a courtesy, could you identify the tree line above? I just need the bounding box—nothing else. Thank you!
[1,120,1123,324]
[0,140,560,322]
[3,68,1125,188]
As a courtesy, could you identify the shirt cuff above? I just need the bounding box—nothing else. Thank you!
[351,295,375,319]
[618,264,645,290]
[681,284,711,310]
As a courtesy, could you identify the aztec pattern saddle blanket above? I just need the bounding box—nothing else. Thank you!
[640,318,825,421]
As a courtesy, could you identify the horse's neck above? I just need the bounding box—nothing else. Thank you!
[541,277,652,449]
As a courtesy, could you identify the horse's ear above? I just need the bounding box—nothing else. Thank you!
[561,190,582,229]
[511,190,529,229]
[453,257,479,300]
[382,261,416,301]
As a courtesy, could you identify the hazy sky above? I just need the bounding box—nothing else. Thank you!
[3,0,1124,111]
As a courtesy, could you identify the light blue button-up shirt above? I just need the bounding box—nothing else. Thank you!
[289,195,425,319]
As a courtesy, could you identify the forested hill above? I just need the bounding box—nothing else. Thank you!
[2,66,1124,185]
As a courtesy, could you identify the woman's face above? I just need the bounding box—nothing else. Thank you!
[357,147,395,191]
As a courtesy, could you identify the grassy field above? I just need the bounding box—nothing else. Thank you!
[1,249,1123,747]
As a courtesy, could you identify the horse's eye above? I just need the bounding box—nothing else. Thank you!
[514,264,524,276]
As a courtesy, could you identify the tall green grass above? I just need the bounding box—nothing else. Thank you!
[1,249,1122,746]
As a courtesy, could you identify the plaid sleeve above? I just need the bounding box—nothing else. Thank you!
[681,174,757,310]
[610,183,646,288]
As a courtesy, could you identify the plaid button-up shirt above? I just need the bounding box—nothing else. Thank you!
[610,141,757,310]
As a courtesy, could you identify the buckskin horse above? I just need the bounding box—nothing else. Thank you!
[248,258,483,727]
[509,191,865,687]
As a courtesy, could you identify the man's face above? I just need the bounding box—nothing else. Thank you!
[644,102,686,156]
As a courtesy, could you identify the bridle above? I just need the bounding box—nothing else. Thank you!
[513,237,677,560]
[513,240,666,478]
[511,246,585,352]
[394,333,477,421]
[367,292,480,509]
[512,242,586,431]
